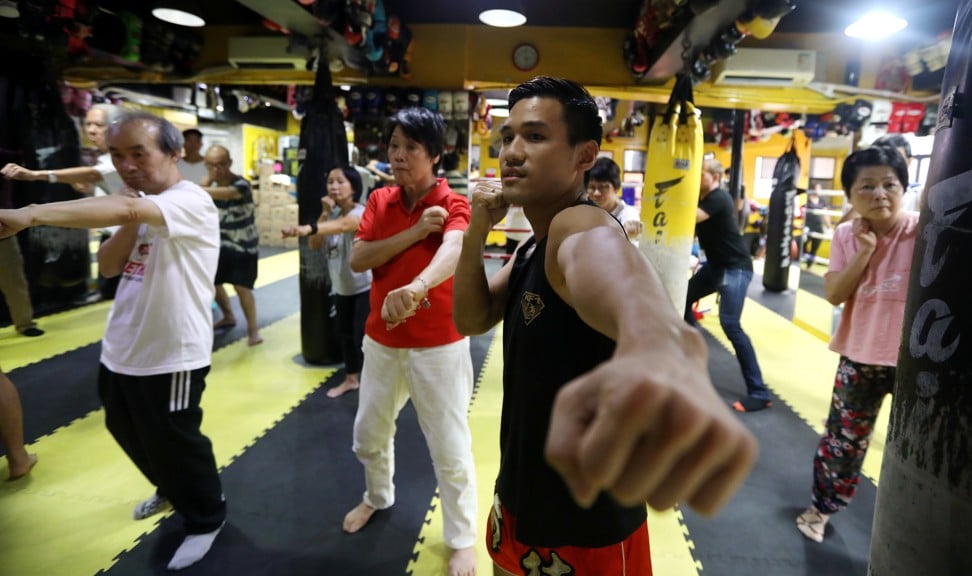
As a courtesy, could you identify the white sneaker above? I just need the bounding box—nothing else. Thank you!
[796,506,830,543]
[133,493,171,520]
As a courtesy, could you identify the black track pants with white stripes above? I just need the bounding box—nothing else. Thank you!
[98,364,226,534]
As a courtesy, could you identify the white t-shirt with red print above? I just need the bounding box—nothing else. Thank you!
[100,180,220,376]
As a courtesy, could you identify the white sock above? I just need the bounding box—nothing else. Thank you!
[167,524,223,571]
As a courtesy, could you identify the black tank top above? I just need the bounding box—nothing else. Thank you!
[497,230,647,548]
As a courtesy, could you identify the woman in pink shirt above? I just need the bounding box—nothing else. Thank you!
[796,145,919,543]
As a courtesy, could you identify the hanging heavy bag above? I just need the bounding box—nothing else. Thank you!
[763,137,800,292]
[296,59,347,365]
[870,3,972,572]
[640,74,703,313]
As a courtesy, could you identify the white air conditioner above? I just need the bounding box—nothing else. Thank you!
[713,48,816,87]
[228,37,307,70]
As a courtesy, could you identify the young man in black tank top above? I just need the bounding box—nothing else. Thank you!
[454,77,758,575]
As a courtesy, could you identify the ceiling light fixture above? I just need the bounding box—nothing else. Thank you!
[479,1,527,28]
[152,1,205,27]
[845,10,907,40]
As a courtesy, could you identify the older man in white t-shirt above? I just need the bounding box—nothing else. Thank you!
[0,111,225,572]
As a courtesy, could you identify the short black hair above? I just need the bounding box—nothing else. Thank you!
[330,165,364,202]
[873,133,912,159]
[840,145,909,198]
[441,151,460,171]
[182,128,203,140]
[588,157,621,189]
[364,144,381,160]
[385,107,446,166]
[508,76,602,146]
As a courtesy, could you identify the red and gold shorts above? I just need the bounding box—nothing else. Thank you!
[486,495,653,575]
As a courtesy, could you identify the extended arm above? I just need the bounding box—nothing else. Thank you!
[543,207,758,516]
[2,163,103,185]
[201,184,243,202]
[0,195,165,241]
[367,163,394,183]
[282,214,361,251]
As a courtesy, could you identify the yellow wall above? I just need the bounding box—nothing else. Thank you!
[700,131,813,205]
[242,124,289,179]
[475,98,651,181]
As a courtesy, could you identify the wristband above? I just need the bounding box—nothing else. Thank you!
[414,276,431,309]
[308,221,318,236]
[47,170,57,183]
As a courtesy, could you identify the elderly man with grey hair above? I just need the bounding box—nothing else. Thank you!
[0,110,226,571]
[1,103,126,196]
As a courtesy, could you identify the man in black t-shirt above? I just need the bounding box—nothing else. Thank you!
[687,159,772,413]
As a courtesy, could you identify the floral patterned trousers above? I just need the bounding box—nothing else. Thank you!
[810,356,896,515]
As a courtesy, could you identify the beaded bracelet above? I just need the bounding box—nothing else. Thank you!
[415,276,431,309]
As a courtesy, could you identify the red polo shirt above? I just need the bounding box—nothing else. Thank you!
[355,178,470,348]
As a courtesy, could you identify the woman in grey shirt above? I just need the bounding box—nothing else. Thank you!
[283,166,371,398]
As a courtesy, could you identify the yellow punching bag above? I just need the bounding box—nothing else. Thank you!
[640,75,703,313]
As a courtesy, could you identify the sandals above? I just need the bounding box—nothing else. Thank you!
[796,507,830,542]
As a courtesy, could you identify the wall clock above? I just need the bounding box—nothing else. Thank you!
[512,43,539,71]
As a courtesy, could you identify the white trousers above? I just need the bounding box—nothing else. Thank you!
[354,335,477,549]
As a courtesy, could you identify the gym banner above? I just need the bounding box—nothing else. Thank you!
[640,75,703,313]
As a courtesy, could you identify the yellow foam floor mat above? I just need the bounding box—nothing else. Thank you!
[697,292,890,484]
[793,286,838,343]
[0,249,300,371]
[0,312,333,576]
[406,324,701,575]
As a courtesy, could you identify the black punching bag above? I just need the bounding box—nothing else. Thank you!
[869,3,972,574]
[762,141,800,292]
[296,59,347,365]
[3,54,87,306]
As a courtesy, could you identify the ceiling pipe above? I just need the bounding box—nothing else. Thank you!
[102,86,198,111]
[806,82,940,103]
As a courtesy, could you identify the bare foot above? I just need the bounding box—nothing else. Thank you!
[247,333,263,346]
[327,377,360,398]
[8,453,38,481]
[448,546,476,576]
[342,502,376,533]
[213,318,237,329]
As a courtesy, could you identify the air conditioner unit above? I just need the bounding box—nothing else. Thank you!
[228,37,307,70]
[713,48,816,87]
